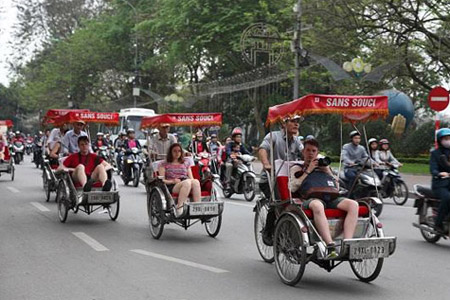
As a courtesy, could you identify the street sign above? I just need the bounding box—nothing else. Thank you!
[428,86,449,111]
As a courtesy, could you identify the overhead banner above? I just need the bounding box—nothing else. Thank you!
[266,94,389,126]
[42,109,90,124]
[0,120,13,127]
[53,111,119,126]
[141,113,222,128]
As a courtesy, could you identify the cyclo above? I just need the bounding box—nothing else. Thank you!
[254,94,396,285]
[52,111,121,223]
[41,109,90,202]
[0,120,15,181]
[141,113,224,239]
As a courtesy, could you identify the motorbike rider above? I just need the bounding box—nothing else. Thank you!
[122,128,142,178]
[378,139,402,168]
[113,131,127,173]
[429,128,450,234]
[207,133,222,154]
[188,130,209,155]
[342,131,378,196]
[32,131,44,163]
[368,138,384,179]
[92,132,108,153]
[145,123,176,160]
[62,121,89,154]
[223,128,251,187]
[259,116,304,245]
[59,136,112,196]
[11,131,25,144]
[290,138,359,258]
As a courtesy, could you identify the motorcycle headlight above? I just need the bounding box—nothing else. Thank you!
[127,159,134,164]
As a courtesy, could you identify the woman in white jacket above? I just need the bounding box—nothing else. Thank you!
[377,139,402,168]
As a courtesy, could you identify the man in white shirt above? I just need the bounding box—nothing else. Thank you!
[62,121,89,154]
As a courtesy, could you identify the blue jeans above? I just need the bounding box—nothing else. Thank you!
[344,168,358,194]
[433,187,450,227]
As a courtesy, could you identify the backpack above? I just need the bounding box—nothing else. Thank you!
[299,170,340,202]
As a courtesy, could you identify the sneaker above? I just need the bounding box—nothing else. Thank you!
[102,180,112,192]
[83,179,94,192]
[326,243,338,259]
[174,206,184,217]
[433,224,447,235]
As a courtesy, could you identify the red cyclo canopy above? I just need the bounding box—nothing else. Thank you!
[42,109,90,124]
[53,111,119,126]
[0,120,13,127]
[266,94,389,126]
[141,113,222,128]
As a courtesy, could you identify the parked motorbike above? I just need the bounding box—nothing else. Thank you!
[221,154,257,202]
[13,141,25,165]
[121,147,143,187]
[338,163,383,217]
[413,184,449,243]
[378,166,409,205]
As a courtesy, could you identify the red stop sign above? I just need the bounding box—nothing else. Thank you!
[428,86,449,111]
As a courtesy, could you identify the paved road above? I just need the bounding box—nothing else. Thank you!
[1,158,449,300]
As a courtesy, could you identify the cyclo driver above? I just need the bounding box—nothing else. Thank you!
[290,139,359,258]
[58,136,112,198]
[258,116,303,244]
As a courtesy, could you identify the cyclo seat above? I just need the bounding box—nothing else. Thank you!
[415,184,437,199]
[275,160,369,219]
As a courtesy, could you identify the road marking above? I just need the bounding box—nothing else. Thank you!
[72,232,109,252]
[224,201,253,208]
[31,202,50,212]
[130,249,229,274]
[7,187,20,193]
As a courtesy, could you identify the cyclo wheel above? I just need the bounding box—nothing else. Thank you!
[10,165,14,181]
[274,214,307,286]
[205,215,222,237]
[56,180,69,223]
[244,176,256,202]
[392,181,409,206]
[43,171,51,202]
[148,190,165,239]
[108,197,120,221]
[254,199,274,263]
[350,222,384,282]
[205,189,222,237]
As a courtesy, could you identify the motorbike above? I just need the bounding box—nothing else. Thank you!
[338,162,383,217]
[378,166,409,206]
[25,140,33,155]
[12,141,25,165]
[221,154,257,202]
[121,147,143,187]
[413,184,449,243]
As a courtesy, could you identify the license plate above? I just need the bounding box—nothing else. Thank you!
[349,239,390,260]
[0,165,8,171]
[88,193,114,204]
[190,203,219,216]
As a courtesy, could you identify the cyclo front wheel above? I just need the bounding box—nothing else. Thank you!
[148,190,165,239]
[274,214,307,286]
[349,222,384,282]
[43,171,51,202]
[205,189,222,237]
[254,199,274,263]
[108,197,120,221]
[56,180,69,223]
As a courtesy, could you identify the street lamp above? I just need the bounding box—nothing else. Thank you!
[342,57,372,78]
[119,0,139,107]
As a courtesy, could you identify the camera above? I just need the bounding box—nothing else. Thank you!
[317,156,331,167]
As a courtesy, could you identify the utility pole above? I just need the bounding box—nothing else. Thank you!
[120,0,139,107]
[292,0,302,100]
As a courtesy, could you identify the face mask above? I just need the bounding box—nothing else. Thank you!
[441,140,450,148]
